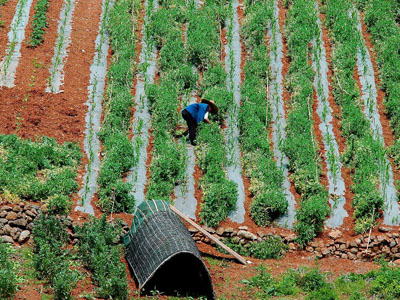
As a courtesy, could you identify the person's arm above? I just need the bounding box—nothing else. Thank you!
[204,112,211,124]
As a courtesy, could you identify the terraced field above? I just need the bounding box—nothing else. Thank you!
[1,0,400,298]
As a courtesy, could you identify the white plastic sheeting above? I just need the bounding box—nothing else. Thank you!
[46,0,76,93]
[268,0,295,229]
[312,3,347,228]
[0,0,33,87]
[75,0,113,215]
[355,10,399,225]
[224,0,245,223]
[127,0,158,208]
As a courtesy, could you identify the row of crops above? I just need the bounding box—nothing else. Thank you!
[1,0,400,245]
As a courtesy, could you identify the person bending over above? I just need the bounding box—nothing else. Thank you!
[181,99,218,146]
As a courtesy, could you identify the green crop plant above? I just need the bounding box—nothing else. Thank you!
[33,214,79,300]
[76,215,128,300]
[28,0,50,47]
[362,0,400,171]
[239,0,288,226]
[0,135,80,212]
[184,0,238,227]
[283,0,329,245]
[323,0,384,233]
[0,242,17,298]
[97,0,138,213]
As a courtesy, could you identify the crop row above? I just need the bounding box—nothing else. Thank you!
[0,242,17,298]
[188,0,238,228]
[283,0,329,245]
[144,1,189,200]
[362,0,400,167]
[96,0,138,213]
[239,0,288,226]
[28,0,50,47]
[323,0,384,233]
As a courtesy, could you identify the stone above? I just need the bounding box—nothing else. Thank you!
[224,227,234,234]
[12,206,22,212]
[377,235,386,243]
[282,233,296,242]
[238,226,248,231]
[341,254,348,259]
[216,227,225,236]
[9,218,27,228]
[27,223,34,231]
[0,211,7,218]
[336,238,346,244]
[1,206,12,211]
[237,230,257,240]
[355,238,362,245]
[188,226,198,234]
[348,253,356,260]
[306,246,313,252]
[257,231,264,238]
[0,218,7,224]
[11,230,20,241]
[202,226,215,234]
[382,246,391,254]
[2,225,12,235]
[1,235,13,243]
[390,240,397,248]
[289,243,296,251]
[321,248,330,256]
[350,248,358,254]
[329,230,343,240]
[18,230,30,243]
[25,210,36,218]
[339,244,346,251]
[379,226,392,233]
[6,212,18,221]
[394,259,400,265]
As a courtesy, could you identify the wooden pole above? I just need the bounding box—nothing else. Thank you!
[170,205,248,265]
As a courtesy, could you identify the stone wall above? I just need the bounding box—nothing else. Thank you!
[0,203,39,244]
[2,203,400,262]
[190,225,400,262]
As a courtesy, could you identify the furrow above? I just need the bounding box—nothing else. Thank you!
[224,0,245,224]
[75,0,113,215]
[269,0,295,228]
[46,0,75,94]
[312,3,347,228]
[127,0,158,208]
[355,10,399,226]
[0,0,33,87]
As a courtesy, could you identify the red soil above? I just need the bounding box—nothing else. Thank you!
[278,0,301,208]
[0,0,18,55]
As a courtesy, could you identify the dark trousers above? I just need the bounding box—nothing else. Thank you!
[182,109,197,145]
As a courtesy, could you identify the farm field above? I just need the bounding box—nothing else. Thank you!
[1,0,400,299]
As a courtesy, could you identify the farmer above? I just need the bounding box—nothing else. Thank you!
[181,99,218,146]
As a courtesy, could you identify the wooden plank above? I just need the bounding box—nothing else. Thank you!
[170,205,248,265]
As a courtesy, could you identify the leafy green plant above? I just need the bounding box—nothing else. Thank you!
[28,0,50,47]
[97,0,138,212]
[0,242,17,298]
[0,135,80,210]
[283,0,329,245]
[32,214,78,300]
[76,215,128,300]
[219,235,287,259]
[323,0,384,233]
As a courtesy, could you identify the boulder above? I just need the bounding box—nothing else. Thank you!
[329,230,342,240]
[378,226,392,233]
[1,206,12,212]
[18,230,30,243]
[216,227,225,236]
[237,230,257,240]
[9,218,27,228]
[0,218,7,224]
[238,226,248,231]
[1,235,13,243]
[6,212,18,221]
[0,211,7,218]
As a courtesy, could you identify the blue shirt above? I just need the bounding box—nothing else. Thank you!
[184,103,209,124]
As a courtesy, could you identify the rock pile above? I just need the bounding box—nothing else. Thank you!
[0,203,39,244]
